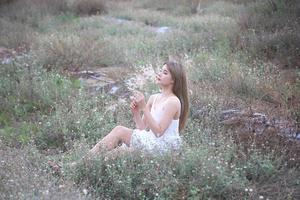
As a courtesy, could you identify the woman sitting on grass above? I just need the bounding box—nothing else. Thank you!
[89,61,189,155]
[48,61,189,172]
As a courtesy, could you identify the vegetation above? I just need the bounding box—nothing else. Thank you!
[0,0,299,199]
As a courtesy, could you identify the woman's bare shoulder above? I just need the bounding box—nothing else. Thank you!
[166,95,181,106]
[168,95,180,102]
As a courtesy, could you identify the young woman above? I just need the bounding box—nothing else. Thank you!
[89,61,189,155]
[48,61,189,172]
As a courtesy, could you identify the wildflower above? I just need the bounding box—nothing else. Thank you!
[83,189,88,195]
[259,196,264,199]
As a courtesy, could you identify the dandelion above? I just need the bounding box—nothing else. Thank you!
[83,189,88,195]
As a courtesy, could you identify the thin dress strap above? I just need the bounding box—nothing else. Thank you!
[152,94,159,109]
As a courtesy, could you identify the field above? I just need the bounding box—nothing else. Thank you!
[0,0,299,199]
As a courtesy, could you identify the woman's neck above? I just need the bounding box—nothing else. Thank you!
[160,87,174,98]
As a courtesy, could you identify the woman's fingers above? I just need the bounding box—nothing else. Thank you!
[130,101,139,110]
[130,102,135,109]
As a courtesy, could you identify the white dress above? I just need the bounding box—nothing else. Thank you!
[127,94,182,154]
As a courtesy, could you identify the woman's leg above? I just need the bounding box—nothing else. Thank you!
[89,125,133,155]
[106,145,134,159]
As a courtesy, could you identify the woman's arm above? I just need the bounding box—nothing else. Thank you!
[142,98,179,137]
[135,92,180,137]
[131,101,145,130]
[131,95,155,130]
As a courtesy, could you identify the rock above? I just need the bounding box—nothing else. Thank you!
[296,133,300,140]
[220,109,299,140]
[220,109,241,120]
[0,47,13,59]
[1,58,13,64]
[155,26,171,33]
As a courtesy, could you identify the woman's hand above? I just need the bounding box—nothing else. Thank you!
[134,91,146,111]
[130,100,139,115]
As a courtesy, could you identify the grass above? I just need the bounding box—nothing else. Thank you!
[0,0,299,199]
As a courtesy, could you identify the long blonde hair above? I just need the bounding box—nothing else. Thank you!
[164,61,189,132]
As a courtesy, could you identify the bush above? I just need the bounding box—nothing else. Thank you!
[0,0,69,27]
[0,58,74,118]
[136,0,204,15]
[32,31,121,71]
[0,122,37,147]
[0,18,35,48]
[237,0,300,67]
[34,93,118,150]
[71,0,107,16]
[69,146,247,199]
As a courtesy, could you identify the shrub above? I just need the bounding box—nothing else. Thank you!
[71,0,107,16]
[0,18,35,48]
[69,146,247,199]
[34,93,119,150]
[237,0,300,67]
[0,58,74,117]
[0,0,69,27]
[201,1,246,18]
[135,0,205,15]
[0,122,37,147]
[32,31,121,71]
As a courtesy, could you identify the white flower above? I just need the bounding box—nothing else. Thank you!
[83,189,88,195]
[259,196,264,199]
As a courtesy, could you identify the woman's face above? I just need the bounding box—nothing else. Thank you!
[156,64,174,87]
